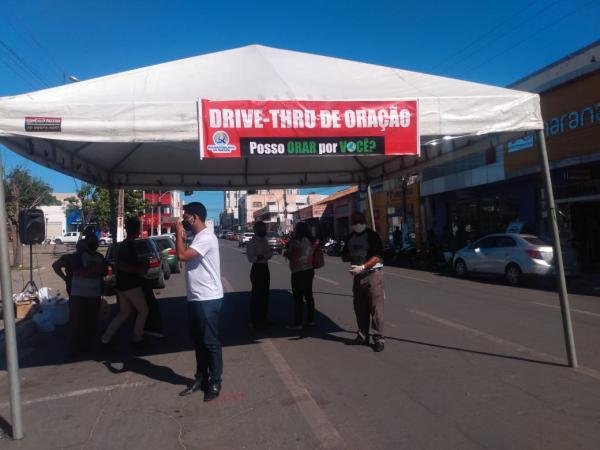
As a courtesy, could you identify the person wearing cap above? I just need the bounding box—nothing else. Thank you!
[175,202,224,402]
[343,212,386,352]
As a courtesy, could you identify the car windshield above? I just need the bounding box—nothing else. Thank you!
[153,238,174,250]
[244,233,254,237]
[266,233,279,238]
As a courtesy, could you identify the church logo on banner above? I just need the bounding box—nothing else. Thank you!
[206,130,237,154]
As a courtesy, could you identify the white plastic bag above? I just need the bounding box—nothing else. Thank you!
[32,309,55,332]
[37,287,51,305]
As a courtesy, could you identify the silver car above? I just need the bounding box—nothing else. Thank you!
[453,233,559,285]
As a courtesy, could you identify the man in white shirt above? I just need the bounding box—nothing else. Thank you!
[175,202,224,401]
[246,221,273,330]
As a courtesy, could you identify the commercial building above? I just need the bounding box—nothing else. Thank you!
[293,186,358,240]
[236,189,326,233]
[141,190,183,236]
[418,40,600,269]
[221,190,247,230]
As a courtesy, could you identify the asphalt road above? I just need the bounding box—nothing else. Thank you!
[1,239,600,449]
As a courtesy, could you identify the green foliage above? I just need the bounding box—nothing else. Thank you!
[70,183,148,231]
[4,166,59,223]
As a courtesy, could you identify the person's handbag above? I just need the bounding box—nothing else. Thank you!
[312,245,325,269]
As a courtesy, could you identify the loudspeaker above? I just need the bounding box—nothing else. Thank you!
[19,209,46,245]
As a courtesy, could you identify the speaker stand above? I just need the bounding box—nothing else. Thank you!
[22,244,38,295]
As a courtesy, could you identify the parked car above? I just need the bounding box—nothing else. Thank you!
[150,235,181,274]
[225,231,235,240]
[54,231,80,245]
[103,238,168,295]
[98,234,113,246]
[452,233,577,286]
[239,232,254,247]
[266,232,284,254]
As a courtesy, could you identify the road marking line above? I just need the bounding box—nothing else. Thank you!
[410,309,600,382]
[0,381,154,409]
[384,271,435,284]
[315,275,340,286]
[260,338,344,449]
[531,302,600,319]
[221,276,234,293]
[221,276,343,447]
[269,259,282,265]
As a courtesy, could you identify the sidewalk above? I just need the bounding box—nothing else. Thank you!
[0,245,79,348]
[0,288,325,449]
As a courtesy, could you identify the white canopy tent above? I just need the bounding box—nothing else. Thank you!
[0,45,576,439]
[0,45,542,189]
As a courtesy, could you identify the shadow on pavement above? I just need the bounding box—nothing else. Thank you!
[384,336,568,368]
[1,289,349,373]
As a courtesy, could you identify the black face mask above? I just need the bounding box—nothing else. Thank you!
[182,218,194,232]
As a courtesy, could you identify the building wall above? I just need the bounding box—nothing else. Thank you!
[505,70,600,176]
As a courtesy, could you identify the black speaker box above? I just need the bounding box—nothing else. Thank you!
[19,209,46,245]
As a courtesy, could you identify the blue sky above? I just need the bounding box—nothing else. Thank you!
[1,0,599,222]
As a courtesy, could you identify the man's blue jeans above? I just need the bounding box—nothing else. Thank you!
[187,298,223,384]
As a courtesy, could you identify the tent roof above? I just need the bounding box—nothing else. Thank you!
[0,45,542,189]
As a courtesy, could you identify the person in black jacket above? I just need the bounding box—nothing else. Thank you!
[342,212,386,352]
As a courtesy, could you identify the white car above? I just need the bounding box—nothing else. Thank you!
[453,233,579,286]
[239,232,254,247]
[54,231,80,245]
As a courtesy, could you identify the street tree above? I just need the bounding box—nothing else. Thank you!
[3,166,59,267]
[65,183,148,232]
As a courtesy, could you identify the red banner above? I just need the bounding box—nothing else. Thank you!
[198,100,419,159]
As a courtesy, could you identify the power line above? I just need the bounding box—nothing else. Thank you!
[430,0,543,71]
[438,0,564,74]
[459,0,598,77]
[0,39,51,88]
[0,55,40,90]
[2,3,64,80]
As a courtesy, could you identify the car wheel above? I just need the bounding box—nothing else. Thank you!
[99,239,106,245]
[54,239,63,244]
[163,262,171,280]
[505,264,522,286]
[454,259,467,277]
[172,262,181,273]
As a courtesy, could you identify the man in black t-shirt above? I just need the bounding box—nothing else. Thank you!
[342,212,386,352]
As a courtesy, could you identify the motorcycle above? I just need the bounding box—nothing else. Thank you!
[323,238,345,256]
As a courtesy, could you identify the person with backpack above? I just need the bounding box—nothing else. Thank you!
[246,220,273,330]
[284,221,317,330]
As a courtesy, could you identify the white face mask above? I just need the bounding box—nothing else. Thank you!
[352,224,367,234]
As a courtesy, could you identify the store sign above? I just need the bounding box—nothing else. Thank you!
[198,99,419,159]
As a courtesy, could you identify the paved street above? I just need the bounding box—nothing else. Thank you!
[2,239,600,449]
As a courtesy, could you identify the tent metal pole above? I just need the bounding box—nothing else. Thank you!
[537,129,577,368]
[0,160,24,439]
[109,186,117,242]
[367,183,376,230]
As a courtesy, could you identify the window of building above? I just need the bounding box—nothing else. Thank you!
[253,202,262,207]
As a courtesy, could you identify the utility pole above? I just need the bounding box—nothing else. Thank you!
[157,190,162,236]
